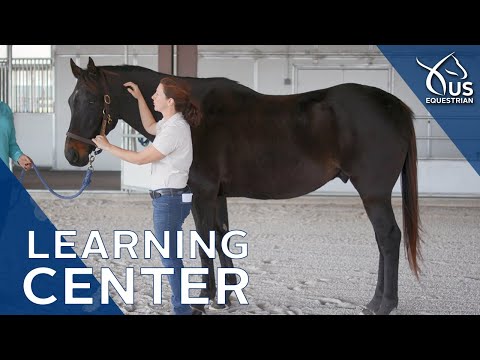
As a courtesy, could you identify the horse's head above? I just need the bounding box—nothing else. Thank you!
[65,57,119,166]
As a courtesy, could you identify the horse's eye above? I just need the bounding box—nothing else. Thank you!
[89,101,96,104]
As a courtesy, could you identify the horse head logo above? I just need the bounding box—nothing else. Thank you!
[416,52,468,96]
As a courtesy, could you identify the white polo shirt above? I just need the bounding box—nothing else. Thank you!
[150,112,193,190]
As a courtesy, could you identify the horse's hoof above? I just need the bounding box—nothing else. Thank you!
[358,307,376,315]
[359,306,398,315]
[208,299,230,311]
[191,308,206,315]
[376,305,398,315]
[191,305,207,315]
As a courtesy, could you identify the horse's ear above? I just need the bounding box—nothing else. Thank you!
[87,57,98,76]
[70,58,83,79]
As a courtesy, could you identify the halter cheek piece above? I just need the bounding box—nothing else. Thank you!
[66,71,114,162]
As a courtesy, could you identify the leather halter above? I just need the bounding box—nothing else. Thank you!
[66,71,113,147]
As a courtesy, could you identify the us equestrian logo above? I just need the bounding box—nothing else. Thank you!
[416,52,474,104]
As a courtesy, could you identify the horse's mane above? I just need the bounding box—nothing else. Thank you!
[99,64,253,93]
[102,65,156,74]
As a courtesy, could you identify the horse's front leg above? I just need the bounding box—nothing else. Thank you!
[190,195,217,314]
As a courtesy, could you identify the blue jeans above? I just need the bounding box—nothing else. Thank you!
[152,194,192,315]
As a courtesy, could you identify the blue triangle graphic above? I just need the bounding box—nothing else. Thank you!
[378,45,480,176]
[0,161,123,315]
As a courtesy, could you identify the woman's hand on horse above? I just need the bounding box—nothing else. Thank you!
[124,82,143,100]
[92,135,111,150]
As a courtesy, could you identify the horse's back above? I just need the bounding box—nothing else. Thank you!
[327,83,413,133]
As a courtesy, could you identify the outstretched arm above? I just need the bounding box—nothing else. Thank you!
[124,82,157,136]
[92,135,165,165]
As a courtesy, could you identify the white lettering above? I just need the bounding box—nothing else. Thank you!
[181,268,209,305]
[82,230,108,258]
[218,268,249,305]
[23,267,56,305]
[222,231,248,259]
[101,267,134,304]
[28,231,49,259]
[463,82,474,96]
[65,268,93,304]
[190,230,216,259]
[140,267,173,304]
[114,231,138,259]
[55,230,76,259]
[144,230,170,258]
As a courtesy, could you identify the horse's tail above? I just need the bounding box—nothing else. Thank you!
[401,107,422,278]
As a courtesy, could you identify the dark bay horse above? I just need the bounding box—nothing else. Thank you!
[65,57,420,315]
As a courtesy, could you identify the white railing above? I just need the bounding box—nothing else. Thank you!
[0,58,54,113]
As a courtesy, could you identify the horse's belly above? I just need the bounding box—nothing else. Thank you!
[223,162,337,199]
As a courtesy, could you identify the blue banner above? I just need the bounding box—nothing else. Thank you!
[378,45,480,175]
[0,161,122,315]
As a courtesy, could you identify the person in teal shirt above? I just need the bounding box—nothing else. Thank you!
[0,100,32,239]
[0,100,32,171]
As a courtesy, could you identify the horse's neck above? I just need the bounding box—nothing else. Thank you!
[108,67,163,140]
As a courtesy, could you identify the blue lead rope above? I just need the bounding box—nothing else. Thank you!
[20,163,94,200]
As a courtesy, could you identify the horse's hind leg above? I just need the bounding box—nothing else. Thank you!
[191,195,218,314]
[358,193,401,315]
[209,196,237,309]
[363,234,385,314]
